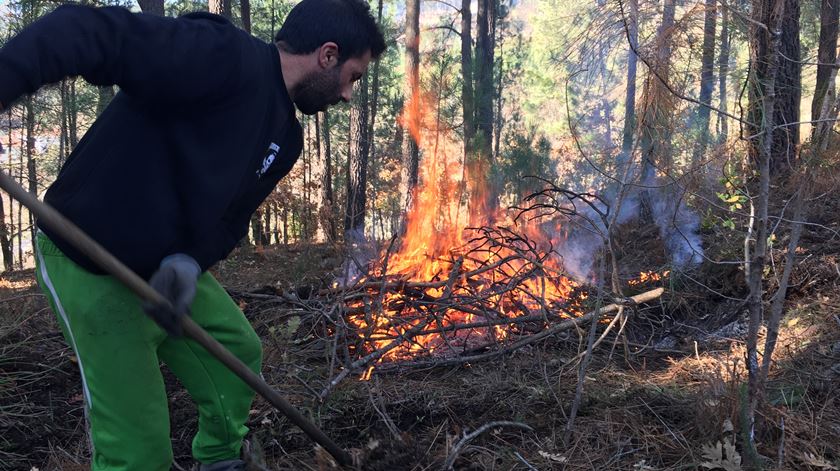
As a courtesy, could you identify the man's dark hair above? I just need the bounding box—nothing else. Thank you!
[275,0,386,63]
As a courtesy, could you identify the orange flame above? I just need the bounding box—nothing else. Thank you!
[628,270,670,286]
[347,83,589,366]
[346,75,676,372]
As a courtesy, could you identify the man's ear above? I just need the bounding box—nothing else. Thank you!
[318,42,340,69]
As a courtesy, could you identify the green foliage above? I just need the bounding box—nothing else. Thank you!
[498,127,555,204]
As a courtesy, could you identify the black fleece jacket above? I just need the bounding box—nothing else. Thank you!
[0,5,303,279]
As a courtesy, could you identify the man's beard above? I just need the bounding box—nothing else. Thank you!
[292,67,342,115]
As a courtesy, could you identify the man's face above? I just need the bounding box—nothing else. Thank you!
[293,49,372,115]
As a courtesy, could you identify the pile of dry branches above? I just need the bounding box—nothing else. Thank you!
[236,225,666,402]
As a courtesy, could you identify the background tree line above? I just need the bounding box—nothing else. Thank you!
[2,0,838,466]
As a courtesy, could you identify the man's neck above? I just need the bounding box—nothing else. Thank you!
[277,46,306,101]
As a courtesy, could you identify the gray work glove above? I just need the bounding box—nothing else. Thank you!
[144,254,201,336]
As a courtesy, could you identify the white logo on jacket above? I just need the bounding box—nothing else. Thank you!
[257,143,280,178]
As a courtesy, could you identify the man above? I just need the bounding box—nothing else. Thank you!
[0,0,385,469]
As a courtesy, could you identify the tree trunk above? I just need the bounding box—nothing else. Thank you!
[366,0,384,238]
[774,0,800,173]
[717,6,731,143]
[272,203,281,245]
[744,0,786,468]
[0,113,12,271]
[691,0,716,166]
[241,0,252,33]
[137,0,164,15]
[460,0,475,218]
[473,0,497,220]
[262,204,271,244]
[304,117,311,239]
[749,0,800,175]
[346,75,371,236]
[597,38,614,149]
[812,0,839,129]
[25,96,37,247]
[16,122,24,268]
[594,0,613,150]
[640,0,675,180]
[0,189,10,271]
[59,79,69,166]
[618,0,638,174]
[638,0,675,222]
[494,37,504,161]
[251,208,264,247]
[69,79,78,149]
[401,0,421,216]
[209,0,231,18]
[319,111,337,242]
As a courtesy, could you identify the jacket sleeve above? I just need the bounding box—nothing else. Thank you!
[0,4,245,109]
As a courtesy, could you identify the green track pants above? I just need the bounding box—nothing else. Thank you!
[34,233,262,470]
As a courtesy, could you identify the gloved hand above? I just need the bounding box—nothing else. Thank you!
[143,254,201,336]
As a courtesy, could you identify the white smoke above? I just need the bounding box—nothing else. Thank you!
[652,191,705,267]
[551,181,704,282]
[335,228,377,287]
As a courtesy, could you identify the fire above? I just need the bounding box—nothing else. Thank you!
[347,86,590,372]
[346,76,670,377]
[628,270,670,286]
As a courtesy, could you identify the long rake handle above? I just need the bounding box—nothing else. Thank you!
[0,170,353,467]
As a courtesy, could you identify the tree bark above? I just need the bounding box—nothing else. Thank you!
[367,0,384,239]
[812,0,839,129]
[401,0,421,217]
[346,75,371,236]
[16,118,24,268]
[59,79,69,166]
[473,0,497,220]
[137,0,164,15]
[251,208,265,247]
[691,0,716,166]
[319,111,337,242]
[717,6,731,143]
[262,203,271,244]
[744,0,785,468]
[0,189,10,271]
[618,0,638,174]
[241,0,252,33]
[638,0,675,222]
[69,79,78,149]
[748,0,800,175]
[460,0,475,218]
[25,96,37,247]
[774,0,800,173]
[494,37,504,161]
[0,112,12,271]
[639,0,675,183]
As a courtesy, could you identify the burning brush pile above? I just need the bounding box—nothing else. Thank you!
[323,208,669,392]
[345,223,587,367]
[310,93,679,396]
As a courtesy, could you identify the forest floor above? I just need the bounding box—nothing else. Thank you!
[2,198,840,470]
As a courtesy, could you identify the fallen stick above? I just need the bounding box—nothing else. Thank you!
[442,421,535,470]
[369,287,665,373]
[357,312,575,342]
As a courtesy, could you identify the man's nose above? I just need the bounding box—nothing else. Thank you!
[341,85,353,103]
